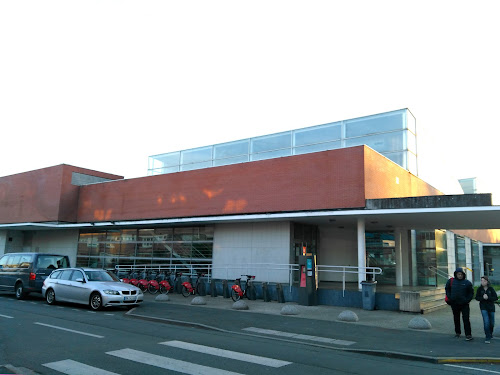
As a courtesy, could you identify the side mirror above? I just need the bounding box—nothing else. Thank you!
[75,278,85,283]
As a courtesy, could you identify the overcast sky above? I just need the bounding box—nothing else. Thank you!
[1,1,499,201]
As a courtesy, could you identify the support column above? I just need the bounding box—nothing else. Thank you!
[465,237,473,281]
[411,230,417,286]
[357,218,366,290]
[446,231,456,276]
[394,228,403,287]
[0,230,7,256]
[479,242,484,278]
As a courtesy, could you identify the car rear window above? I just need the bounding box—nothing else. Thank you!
[36,256,69,269]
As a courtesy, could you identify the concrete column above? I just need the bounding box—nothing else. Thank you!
[357,218,366,290]
[465,237,473,281]
[394,228,403,287]
[478,242,484,278]
[0,230,7,256]
[410,230,417,286]
[446,231,456,276]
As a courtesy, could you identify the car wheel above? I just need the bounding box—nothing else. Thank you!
[15,283,26,300]
[90,292,103,311]
[46,289,56,305]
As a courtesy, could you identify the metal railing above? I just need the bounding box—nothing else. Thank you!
[115,263,383,296]
[317,265,382,296]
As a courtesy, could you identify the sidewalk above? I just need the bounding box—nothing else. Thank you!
[127,292,500,364]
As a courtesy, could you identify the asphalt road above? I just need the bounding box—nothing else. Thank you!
[0,293,498,375]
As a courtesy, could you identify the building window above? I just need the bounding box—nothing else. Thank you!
[76,226,214,270]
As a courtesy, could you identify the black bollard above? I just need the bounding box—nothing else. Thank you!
[262,282,271,302]
[210,279,218,297]
[277,283,285,303]
[197,278,207,296]
[222,280,230,298]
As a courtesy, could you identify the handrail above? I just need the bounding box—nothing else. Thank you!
[428,266,452,280]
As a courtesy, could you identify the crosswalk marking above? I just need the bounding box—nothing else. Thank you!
[242,327,356,346]
[0,314,14,319]
[107,348,245,375]
[34,322,104,338]
[43,359,120,375]
[159,340,291,368]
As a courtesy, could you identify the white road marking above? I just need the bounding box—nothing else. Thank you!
[34,322,104,338]
[30,302,37,304]
[107,348,245,375]
[87,311,96,314]
[43,359,120,375]
[444,364,500,374]
[242,327,356,346]
[105,313,114,316]
[0,314,14,319]
[160,340,291,368]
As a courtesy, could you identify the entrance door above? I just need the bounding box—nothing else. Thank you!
[366,232,396,285]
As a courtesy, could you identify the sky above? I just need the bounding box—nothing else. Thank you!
[1,1,499,202]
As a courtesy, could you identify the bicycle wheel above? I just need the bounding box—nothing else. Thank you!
[138,283,147,293]
[231,289,241,302]
[181,285,190,297]
[159,284,169,294]
[148,284,158,294]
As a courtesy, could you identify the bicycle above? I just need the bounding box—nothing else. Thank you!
[231,275,256,302]
[181,272,206,297]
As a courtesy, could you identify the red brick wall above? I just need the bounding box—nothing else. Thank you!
[77,147,368,222]
[364,147,443,199]
[0,165,123,224]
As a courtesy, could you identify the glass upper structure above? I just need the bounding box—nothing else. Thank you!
[148,108,418,176]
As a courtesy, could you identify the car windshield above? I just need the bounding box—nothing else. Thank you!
[84,270,120,282]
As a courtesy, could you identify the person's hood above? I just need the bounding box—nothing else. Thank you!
[454,267,466,279]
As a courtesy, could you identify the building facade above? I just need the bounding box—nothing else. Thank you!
[2,109,499,311]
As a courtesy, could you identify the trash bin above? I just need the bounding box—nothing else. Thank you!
[360,281,377,310]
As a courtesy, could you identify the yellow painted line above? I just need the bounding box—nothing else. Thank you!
[438,358,500,364]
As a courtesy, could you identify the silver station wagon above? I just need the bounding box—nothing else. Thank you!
[42,268,143,310]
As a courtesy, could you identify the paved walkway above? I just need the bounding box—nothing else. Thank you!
[128,292,500,364]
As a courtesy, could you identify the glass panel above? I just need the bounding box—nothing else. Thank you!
[382,151,405,167]
[345,131,405,153]
[76,257,89,268]
[152,242,172,258]
[293,122,341,147]
[250,148,291,161]
[192,243,213,259]
[181,147,212,164]
[345,112,404,137]
[293,141,341,155]
[193,226,214,241]
[435,230,448,286]
[180,161,212,171]
[214,140,249,159]
[365,232,395,285]
[121,229,137,242]
[155,228,173,241]
[407,130,417,153]
[406,110,417,134]
[120,242,136,258]
[173,243,192,259]
[455,236,466,269]
[415,230,437,286]
[251,132,291,153]
[213,155,249,167]
[153,152,180,168]
[174,227,193,241]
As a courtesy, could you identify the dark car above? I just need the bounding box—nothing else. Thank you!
[0,252,70,299]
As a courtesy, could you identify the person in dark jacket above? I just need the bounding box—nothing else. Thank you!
[445,267,474,340]
[475,276,498,343]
